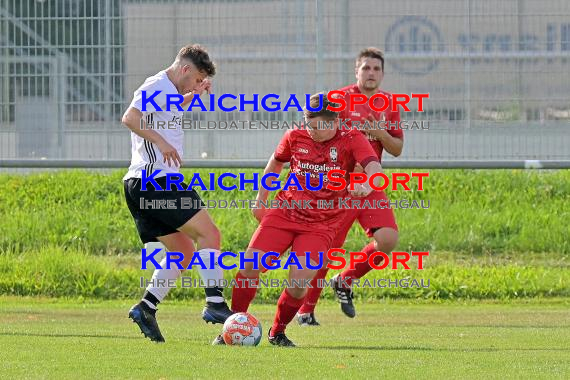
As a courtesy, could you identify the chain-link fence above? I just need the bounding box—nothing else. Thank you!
[1,0,569,167]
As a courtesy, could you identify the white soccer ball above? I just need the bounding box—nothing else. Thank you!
[201,152,208,159]
[221,312,262,346]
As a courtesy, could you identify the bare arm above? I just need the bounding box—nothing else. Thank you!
[252,154,285,221]
[121,107,182,167]
[365,114,403,157]
[363,160,383,186]
[369,129,403,157]
[179,79,212,108]
[351,160,383,197]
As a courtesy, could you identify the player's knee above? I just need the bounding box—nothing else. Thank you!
[374,228,399,252]
[198,224,221,249]
[179,251,193,269]
[287,286,307,299]
[240,264,260,278]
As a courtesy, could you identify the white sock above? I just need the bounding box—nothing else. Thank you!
[197,249,225,303]
[144,241,167,262]
[146,256,181,302]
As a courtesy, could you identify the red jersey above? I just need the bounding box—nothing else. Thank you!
[337,83,404,161]
[273,127,378,224]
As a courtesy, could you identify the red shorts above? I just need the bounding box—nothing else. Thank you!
[248,208,338,265]
[332,190,398,247]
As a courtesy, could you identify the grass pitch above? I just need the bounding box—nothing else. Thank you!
[1,297,568,379]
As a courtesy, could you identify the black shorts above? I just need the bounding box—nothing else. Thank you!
[123,176,205,244]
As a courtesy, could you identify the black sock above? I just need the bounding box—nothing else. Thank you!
[142,290,161,309]
[204,287,224,303]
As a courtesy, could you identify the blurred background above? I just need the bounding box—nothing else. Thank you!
[0,0,569,165]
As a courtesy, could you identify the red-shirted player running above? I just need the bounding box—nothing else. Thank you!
[297,47,404,325]
[212,92,383,347]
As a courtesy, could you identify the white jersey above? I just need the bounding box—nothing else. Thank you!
[123,70,184,180]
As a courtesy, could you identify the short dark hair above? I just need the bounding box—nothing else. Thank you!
[304,92,339,120]
[176,44,216,76]
[356,47,384,71]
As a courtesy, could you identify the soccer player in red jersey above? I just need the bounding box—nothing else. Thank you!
[212,92,383,347]
[297,47,404,325]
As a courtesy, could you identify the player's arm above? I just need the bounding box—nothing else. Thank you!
[364,114,403,157]
[368,128,403,157]
[257,154,285,203]
[180,78,212,107]
[363,160,383,184]
[351,158,383,197]
[252,130,291,222]
[350,133,383,197]
[252,154,285,222]
[121,107,181,167]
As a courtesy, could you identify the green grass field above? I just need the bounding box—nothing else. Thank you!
[1,248,569,300]
[1,297,569,379]
[0,169,568,301]
[1,169,569,255]
[1,169,569,378]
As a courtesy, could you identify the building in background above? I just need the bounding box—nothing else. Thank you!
[1,0,569,163]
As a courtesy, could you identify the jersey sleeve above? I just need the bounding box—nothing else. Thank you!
[349,132,379,168]
[130,79,169,113]
[274,130,293,162]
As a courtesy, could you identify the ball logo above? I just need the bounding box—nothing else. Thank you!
[228,322,251,334]
[385,16,445,75]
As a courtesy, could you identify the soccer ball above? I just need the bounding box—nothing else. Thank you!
[221,312,262,346]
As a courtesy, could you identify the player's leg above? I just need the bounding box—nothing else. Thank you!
[142,180,231,323]
[268,264,319,347]
[231,238,292,312]
[332,226,398,317]
[268,232,330,347]
[333,191,398,318]
[125,177,226,342]
[151,182,231,323]
[296,267,327,326]
[142,231,197,309]
[124,178,179,342]
[212,247,289,346]
[297,209,357,326]
[340,226,398,284]
[212,210,294,345]
[210,246,268,346]
[230,247,264,312]
[129,230,204,342]
[176,209,233,324]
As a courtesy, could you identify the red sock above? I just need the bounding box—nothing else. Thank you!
[298,269,328,314]
[340,241,382,287]
[271,289,305,335]
[231,272,259,313]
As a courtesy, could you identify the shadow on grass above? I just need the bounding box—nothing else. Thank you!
[306,346,570,352]
[0,331,144,340]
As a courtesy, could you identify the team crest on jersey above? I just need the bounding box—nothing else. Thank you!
[298,148,309,154]
[330,147,338,162]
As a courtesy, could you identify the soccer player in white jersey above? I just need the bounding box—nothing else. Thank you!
[121,44,232,342]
